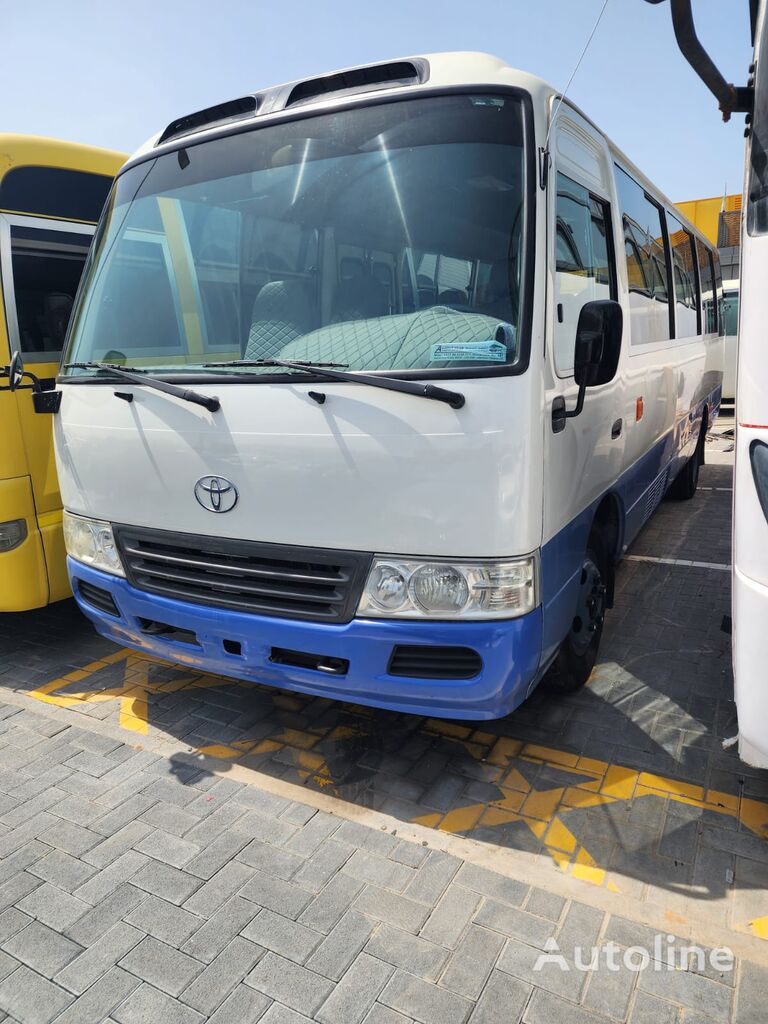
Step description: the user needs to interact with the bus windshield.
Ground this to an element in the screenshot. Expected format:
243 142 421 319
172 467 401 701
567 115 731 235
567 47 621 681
63 93 529 377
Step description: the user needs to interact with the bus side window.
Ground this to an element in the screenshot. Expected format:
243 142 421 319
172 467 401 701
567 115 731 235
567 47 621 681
722 289 739 337
7 225 91 363
615 165 670 345
713 250 724 335
666 211 700 338
553 172 616 376
697 240 717 334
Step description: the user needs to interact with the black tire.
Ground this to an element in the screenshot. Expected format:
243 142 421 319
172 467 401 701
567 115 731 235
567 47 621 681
668 423 705 501
544 540 607 694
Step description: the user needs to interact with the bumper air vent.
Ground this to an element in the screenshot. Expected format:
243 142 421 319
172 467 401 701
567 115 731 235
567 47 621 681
114 525 371 624
138 618 200 647
270 647 349 676
285 59 428 109
76 580 120 617
388 645 483 680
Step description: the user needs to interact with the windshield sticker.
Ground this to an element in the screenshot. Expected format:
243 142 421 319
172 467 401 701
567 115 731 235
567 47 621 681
430 340 508 363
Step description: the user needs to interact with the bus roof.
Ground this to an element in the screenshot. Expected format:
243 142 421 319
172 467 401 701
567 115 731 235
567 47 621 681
131 51 554 161
0 134 126 223
0 134 125 180
124 51 711 253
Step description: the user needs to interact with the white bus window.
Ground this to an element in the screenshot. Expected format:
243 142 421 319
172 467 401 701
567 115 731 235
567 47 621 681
722 289 739 336
66 93 529 375
713 250 724 335
184 203 241 350
412 253 473 308
553 172 615 376
666 212 700 338
616 165 671 345
74 230 184 359
697 240 718 334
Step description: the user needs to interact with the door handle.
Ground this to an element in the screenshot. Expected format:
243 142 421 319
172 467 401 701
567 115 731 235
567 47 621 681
611 418 622 439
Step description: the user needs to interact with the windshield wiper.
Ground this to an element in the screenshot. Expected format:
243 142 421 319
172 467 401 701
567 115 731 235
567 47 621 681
202 359 465 409
64 363 220 413
204 359 350 369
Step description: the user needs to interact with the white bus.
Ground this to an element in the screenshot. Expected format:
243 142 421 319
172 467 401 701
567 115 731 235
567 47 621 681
733 2 768 766
646 0 768 766
18 53 722 719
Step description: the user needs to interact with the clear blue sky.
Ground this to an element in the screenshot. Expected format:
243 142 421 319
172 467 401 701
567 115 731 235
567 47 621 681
4 0 753 202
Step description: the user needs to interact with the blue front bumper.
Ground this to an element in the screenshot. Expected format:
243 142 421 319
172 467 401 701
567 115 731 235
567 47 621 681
68 558 543 720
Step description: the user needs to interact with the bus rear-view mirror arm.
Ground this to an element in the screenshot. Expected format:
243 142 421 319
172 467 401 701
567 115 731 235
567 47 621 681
552 299 623 434
643 0 753 121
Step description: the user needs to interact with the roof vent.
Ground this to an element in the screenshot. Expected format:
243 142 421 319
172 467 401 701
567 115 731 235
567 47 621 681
157 96 259 146
285 59 427 109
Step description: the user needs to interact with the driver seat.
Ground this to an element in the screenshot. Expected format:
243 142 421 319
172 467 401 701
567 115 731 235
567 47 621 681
244 279 315 360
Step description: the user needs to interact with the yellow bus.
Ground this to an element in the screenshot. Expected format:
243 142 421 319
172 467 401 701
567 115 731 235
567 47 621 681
0 135 124 611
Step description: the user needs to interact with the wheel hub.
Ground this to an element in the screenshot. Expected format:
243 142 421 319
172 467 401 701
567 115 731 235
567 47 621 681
570 557 606 656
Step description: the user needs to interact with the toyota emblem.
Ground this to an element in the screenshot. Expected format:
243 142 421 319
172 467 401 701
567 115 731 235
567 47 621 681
194 476 238 513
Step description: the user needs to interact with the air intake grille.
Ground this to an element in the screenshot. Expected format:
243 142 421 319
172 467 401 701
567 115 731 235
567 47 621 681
388 645 482 680
157 96 258 146
286 60 426 108
114 525 371 624
76 580 120 617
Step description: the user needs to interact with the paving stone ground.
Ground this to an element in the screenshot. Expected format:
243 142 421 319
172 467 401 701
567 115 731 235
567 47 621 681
0 413 764 1022
0 707 758 1024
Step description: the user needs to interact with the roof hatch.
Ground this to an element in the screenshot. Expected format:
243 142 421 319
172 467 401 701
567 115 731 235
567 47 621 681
157 96 259 147
284 58 429 109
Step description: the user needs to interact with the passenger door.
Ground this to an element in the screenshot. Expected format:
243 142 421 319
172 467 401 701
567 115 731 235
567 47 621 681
540 107 625 662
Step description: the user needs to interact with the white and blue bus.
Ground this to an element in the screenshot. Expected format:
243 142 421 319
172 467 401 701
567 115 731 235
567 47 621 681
31 53 722 719
730 1 768 766
644 0 768 767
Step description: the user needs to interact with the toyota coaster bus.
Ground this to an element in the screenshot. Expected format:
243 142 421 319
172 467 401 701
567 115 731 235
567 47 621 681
0 135 124 611
33 54 721 718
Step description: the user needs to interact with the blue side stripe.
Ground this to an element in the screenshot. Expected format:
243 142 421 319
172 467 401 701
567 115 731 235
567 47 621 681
539 386 719 665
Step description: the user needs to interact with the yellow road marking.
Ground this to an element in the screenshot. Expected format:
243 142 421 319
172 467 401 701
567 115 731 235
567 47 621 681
601 766 637 800
28 650 238 735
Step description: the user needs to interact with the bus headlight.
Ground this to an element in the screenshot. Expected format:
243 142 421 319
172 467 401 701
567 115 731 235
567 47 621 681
357 555 536 619
0 519 27 553
63 512 125 577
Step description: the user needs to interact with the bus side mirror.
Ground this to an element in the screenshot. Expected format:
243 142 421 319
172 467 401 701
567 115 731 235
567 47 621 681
0 350 62 413
574 299 623 389
553 300 623 431
1 351 25 392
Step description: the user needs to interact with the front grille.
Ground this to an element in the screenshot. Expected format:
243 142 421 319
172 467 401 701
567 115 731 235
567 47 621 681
76 580 120 617
388 645 483 680
114 525 372 624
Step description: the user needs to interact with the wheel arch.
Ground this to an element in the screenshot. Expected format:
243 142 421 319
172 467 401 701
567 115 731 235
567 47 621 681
700 403 710 463
589 492 623 608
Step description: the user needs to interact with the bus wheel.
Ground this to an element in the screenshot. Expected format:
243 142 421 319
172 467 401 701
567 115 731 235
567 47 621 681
668 425 705 501
545 545 607 693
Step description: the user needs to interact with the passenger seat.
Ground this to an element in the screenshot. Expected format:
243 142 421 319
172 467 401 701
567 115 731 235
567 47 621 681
244 279 315 361
331 262 389 323
437 289 469 308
